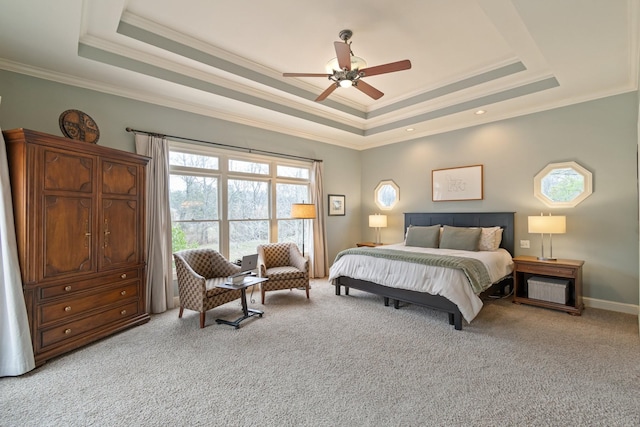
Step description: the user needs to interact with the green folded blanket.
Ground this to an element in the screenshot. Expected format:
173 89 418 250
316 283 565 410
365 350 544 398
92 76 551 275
334 247 492 293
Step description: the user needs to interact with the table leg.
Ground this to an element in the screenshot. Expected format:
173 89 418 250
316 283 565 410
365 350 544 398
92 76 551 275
215 287 263 328
240 288 248 316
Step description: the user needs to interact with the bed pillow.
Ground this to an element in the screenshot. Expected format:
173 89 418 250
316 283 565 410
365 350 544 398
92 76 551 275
405 225 441 248
478 226 501 251
439 225 481 251
494 228 504 249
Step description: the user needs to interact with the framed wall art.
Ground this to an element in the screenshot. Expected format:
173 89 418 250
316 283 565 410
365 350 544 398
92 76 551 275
432 165 484 201
328 194 346 216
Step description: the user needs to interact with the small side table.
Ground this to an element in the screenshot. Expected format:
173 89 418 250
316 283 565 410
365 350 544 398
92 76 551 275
512 256 584 315
215 277 268 328
356 242 385 247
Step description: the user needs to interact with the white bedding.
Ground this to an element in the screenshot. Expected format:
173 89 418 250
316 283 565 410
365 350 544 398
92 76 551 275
328 243 514 323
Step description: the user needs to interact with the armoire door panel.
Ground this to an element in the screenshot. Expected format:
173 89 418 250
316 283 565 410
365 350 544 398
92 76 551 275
102 160 138 195
100 199 139 270
44 149 93 193
43 196 94 278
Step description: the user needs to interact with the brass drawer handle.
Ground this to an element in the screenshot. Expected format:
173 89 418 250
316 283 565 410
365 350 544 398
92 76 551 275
120 310 127 315
64 285 72 292
64 306 72 312
121 273 127 279
64 329 72 335
120 290 127 296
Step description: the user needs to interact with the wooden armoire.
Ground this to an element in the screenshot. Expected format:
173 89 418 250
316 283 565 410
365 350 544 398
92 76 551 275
4 128 150 366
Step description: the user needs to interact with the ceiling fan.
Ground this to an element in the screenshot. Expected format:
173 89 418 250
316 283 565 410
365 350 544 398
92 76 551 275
283 29 412 102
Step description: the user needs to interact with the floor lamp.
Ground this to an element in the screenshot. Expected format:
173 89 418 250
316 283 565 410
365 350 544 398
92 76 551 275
291 203 316 256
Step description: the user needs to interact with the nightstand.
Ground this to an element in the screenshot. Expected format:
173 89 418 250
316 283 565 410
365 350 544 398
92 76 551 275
512 256 584 315
356 242 384 247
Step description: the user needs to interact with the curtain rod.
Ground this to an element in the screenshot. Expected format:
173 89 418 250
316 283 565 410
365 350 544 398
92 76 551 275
125 127 322 163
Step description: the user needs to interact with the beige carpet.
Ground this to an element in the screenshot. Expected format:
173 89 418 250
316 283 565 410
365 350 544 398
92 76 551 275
1 279 638 426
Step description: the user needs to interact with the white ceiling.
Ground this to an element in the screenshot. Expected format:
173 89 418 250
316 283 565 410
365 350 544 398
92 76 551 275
0 0 638 149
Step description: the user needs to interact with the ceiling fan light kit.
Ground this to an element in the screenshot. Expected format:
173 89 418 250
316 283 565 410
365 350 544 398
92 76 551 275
283 29 411 102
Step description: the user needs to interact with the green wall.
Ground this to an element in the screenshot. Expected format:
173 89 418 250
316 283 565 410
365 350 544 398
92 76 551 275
1 69 638 307
0 70 361 264
361 93 639 306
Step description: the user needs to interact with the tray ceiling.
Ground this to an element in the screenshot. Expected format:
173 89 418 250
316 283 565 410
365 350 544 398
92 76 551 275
0 0 637 149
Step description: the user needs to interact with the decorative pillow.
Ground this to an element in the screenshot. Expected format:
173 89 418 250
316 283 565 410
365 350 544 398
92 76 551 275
439 226 481 251
478 226 501 251
494 228 504 249
405 225 441 248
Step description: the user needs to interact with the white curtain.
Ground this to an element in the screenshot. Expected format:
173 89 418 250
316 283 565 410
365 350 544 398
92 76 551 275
310 162 329 278
135 134 174 313
0 125 35 376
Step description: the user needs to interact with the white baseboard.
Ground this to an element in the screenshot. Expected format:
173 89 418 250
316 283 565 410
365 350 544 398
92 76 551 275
584 297 639 316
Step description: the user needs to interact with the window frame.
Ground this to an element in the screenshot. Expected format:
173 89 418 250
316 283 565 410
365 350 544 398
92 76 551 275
534 161 593 208
169 140 312 259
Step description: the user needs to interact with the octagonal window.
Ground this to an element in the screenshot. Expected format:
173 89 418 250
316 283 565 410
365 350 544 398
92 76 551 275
375 180 399 210
534 161 592 208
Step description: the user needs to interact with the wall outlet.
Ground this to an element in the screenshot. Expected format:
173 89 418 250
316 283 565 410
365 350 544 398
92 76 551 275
520 240 530 249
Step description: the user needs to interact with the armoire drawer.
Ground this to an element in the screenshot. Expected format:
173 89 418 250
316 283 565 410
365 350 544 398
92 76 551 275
39 282 139 325
39 269 140 300
40 301 139 349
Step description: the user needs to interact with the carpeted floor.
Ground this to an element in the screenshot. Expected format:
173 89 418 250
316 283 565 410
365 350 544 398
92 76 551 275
1 279 638 426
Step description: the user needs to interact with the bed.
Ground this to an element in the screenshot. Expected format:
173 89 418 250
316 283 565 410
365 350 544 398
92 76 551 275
329 212 515 330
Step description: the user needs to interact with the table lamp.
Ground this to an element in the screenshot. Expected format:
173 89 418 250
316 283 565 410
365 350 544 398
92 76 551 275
369 214 388 245
528 213 566 261
291 202 316 256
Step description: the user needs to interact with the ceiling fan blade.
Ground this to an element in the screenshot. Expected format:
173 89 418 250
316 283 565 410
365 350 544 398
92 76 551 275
315 84 338 101
334 41 351 71
283 73 331 78
359 60 412 77
355 80 384 100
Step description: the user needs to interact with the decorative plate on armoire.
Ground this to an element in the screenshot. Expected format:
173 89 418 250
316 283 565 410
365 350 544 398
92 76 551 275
58 109 100 143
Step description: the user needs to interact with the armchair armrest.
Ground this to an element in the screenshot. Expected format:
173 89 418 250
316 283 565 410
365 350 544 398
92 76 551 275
289 246 308 274
174 256 207 292
257 248 267 277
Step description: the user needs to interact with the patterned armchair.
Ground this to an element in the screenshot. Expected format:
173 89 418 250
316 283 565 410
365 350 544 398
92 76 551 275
257 242 309 304
173 248 242 328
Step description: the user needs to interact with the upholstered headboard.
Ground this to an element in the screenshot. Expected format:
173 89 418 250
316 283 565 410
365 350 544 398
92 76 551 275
404 212 515 255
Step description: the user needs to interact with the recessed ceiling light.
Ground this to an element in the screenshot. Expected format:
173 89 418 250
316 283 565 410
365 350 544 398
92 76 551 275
406 128 414 132
475 110 486 115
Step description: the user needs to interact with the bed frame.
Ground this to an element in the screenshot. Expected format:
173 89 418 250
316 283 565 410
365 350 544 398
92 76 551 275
333 212 515 330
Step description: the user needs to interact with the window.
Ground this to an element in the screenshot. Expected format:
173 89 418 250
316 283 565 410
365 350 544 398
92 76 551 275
277 182 310 249
227 178 269 261
169 151 220 253
374 180 400 210
169 142 312 260
534 161 592 208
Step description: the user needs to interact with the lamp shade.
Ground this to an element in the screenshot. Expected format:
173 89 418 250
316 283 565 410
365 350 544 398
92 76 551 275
528 215 566 234
369 214 388 228
291 203 316 219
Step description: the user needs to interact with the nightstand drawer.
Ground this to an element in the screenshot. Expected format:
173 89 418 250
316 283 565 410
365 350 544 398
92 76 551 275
517 263 575 277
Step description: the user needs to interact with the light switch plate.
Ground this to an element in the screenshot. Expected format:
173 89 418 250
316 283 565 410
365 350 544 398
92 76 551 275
520 240 530 248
